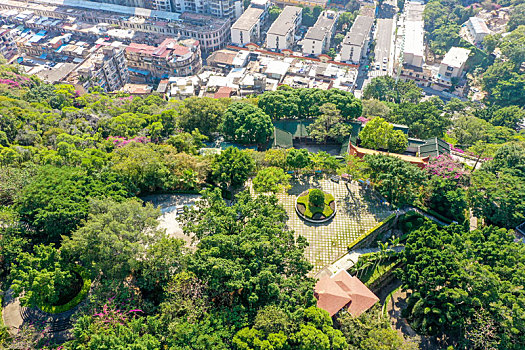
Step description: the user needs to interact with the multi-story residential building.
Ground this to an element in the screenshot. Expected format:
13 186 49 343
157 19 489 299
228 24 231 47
466 17 490 44
231 7 265 46
77 42 129 91
0 29 17 60
403 20 424 67
402 1 425 68
340 15 373 63
301 10 337 56
434 46 470 88
272 0 328 8
0 0 231 52
125 38 201 82
266 6 302 51
82 0 242 21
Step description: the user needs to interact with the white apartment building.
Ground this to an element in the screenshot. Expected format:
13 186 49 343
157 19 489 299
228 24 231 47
403 20 424 67
301 10 337 56
437 47 470 80
466 17 490 44
266 6 302 51
231 7 264 46
402 1 425 67
340 15 373 63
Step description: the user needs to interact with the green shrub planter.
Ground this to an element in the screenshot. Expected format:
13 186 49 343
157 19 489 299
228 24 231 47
38 265 91 314
295 189 336 223
347 213 396 251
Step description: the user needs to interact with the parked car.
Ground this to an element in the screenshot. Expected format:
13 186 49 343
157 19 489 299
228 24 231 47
375 63 380 70
382 63 387 71
383 57 388 63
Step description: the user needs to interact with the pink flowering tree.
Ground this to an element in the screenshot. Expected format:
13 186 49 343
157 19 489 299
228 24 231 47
426 154 470 185
107 136 151 148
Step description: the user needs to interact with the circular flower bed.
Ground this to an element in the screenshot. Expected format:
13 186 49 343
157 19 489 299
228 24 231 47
295 189 336 223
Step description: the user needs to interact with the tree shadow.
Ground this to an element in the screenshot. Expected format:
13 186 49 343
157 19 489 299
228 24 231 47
287 174 321 196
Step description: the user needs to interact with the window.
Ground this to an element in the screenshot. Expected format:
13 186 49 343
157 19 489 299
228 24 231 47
445 72 452 77
447 66 453 71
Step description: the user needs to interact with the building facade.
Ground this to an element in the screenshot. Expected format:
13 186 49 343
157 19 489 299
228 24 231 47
266 6 302 51
88 0 242 20
0 29 17 60
433 46 470 89
0 0 231 52
301 10 337 56
231 7 264 46
125 38 202 82
340 15 373 63
77 42 129 91
466 17 490 44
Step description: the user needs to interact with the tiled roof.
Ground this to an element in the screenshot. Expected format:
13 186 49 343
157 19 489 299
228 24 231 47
314 270 379 317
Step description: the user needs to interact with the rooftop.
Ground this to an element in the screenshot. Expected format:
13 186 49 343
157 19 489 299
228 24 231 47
314 270 379 317
468 16 490 34
304 10 337 41
342 15 374 46
404 20 424 57
441 47 471 68
267 6 302 36
232 7 264 31
405 1 425 21
207 49 238 66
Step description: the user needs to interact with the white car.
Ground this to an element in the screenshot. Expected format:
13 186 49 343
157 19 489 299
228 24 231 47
383 57 388 63
375 63 380 70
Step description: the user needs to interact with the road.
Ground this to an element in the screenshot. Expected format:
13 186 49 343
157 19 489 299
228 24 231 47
354 0 397 95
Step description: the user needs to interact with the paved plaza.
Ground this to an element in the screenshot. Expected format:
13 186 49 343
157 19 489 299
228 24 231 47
275 176 394 274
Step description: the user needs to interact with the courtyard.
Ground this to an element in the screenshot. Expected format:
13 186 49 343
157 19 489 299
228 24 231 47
275 175 394 274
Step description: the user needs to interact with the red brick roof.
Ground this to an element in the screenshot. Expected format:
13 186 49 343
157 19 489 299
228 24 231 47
214 86 233 99
314 270 379 317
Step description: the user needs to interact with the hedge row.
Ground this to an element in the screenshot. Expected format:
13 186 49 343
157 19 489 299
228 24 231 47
347 213 396 251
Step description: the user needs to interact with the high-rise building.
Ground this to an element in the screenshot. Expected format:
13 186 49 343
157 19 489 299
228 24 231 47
0 29 17 60
77 42 129 92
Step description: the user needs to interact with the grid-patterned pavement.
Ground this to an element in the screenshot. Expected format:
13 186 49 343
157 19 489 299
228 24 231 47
274 176 394 274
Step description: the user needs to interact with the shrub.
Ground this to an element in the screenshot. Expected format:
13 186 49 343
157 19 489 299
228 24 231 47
309 189 325 207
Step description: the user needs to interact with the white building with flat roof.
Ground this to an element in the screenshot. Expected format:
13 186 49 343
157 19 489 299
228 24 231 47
301 10 337 56
466 17 490 44
437 47 470 80
340 15 374 63
403 20 425 67
266 6 302 51
231 7 264 46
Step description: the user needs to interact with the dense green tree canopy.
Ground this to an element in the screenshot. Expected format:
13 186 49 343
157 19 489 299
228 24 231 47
363 76 422 104
469 142 525 228
181 189 315 316
359 117 408 153
307 103 350 143
10 244 73 308
252 167 291 193
365 154 426 206
222 102 273 145
179 96 229 136
62 199 164 280
211 147 255 189
402 223 525 348
15 166 127 243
